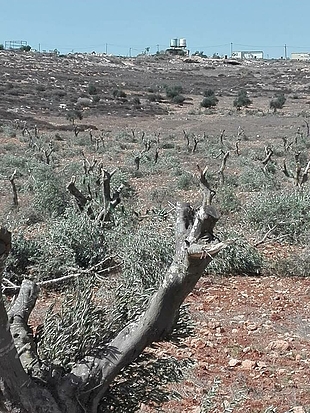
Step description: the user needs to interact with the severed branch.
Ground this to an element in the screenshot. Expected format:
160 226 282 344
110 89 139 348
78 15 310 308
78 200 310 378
282 158 310 186
0 228 63 413
262 146 273 166
219 129 225 145
9 170 18 207
217 151 230 185
2 258 118 295
58 165 227 413
67 176 94 217
300 160 310 185
7 279 41 377
253 225 277 247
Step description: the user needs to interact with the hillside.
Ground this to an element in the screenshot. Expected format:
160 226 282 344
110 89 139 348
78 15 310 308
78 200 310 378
1 50 310 413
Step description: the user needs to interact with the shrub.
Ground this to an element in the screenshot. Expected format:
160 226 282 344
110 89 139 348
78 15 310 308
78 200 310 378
92 95 100 103
30 164 70 218
4 234 39 281
270 93 286 112
238 163 280 191
245 190 310 243
172 94 185 104
20 45 31 52
233 89 252 109
164 85 183 99
88 83 97 95
203 89 216 97
177 171 197 190
270 247 310 277
53 89 66 98
147 93 163 102
208 233 263 276
38 278 111 368
132 96 141 106
215 186 241 215
36 84 46 92
66 109 83 124
201 95 218 108
113 89 127 98
5 208 107 282
105 218 174 327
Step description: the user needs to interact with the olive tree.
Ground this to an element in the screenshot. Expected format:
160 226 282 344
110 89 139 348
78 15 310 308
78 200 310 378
0 166 227 413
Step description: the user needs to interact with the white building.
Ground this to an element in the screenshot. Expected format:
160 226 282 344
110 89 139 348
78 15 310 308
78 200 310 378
231 50 264 60
291 52 310 61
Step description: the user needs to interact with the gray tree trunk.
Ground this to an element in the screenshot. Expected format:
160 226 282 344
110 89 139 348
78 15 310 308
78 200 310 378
0 167 227 412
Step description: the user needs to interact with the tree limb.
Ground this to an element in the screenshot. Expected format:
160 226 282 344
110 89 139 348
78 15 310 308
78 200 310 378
7 280 41 377
58 165 227 412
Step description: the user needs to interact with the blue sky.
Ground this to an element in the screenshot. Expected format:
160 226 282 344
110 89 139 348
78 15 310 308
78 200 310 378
1 0 310 58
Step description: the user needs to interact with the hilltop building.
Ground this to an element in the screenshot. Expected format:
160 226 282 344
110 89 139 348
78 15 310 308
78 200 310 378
291 52 310 61
166 38 189 56
231 50 264 60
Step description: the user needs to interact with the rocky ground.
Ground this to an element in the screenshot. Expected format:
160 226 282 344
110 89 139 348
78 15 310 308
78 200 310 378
147 274 310 412
2 50 310 413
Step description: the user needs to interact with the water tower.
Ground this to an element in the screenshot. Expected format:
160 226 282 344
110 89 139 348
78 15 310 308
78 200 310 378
166 38 188 55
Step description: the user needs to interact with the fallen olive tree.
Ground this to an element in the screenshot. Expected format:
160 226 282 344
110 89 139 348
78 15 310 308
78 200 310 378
0 166 227 413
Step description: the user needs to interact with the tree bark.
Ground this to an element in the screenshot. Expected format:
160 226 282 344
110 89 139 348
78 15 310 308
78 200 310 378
0 166 227 412
0 230 70 413
57 166 227 412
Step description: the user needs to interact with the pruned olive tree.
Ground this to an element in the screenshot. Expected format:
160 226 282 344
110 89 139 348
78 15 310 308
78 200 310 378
0 166 227 413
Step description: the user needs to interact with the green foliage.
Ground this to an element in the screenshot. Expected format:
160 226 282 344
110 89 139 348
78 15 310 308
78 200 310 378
238 160 280 191
164 84 183 99
172 94 185 104
88 83 97 95
203 89 216 97
131 96 141 106
193 51 207 58
101 354 194 412
92 94 100 103
215 186 241 215
201 94 219 108
66 109 83 124
113 89 127 98
208 233 263 276
233 89 252 109
176 171 197 190
162 84 185 104
245 190 310 243
29 164 70 218
42 209 106 269
147 93 163 102
0 44 4 50
5 209 106 282
270 93 286 112
36 84 46 92
0 154 29 176
20 45 31 52
4 234 39 281
105 218 174 329
38 279 111 369
270 247 310 277
200 377 247 412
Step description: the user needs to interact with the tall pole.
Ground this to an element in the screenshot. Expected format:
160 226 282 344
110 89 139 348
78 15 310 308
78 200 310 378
105 43 108 54
284 44 287 59
230 42 233 57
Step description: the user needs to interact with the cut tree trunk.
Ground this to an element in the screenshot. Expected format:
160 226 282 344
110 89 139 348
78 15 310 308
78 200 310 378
0 229 63 413
0 166 228 413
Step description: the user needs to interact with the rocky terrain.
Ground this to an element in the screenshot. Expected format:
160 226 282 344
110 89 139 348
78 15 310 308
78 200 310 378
1 50 310 413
